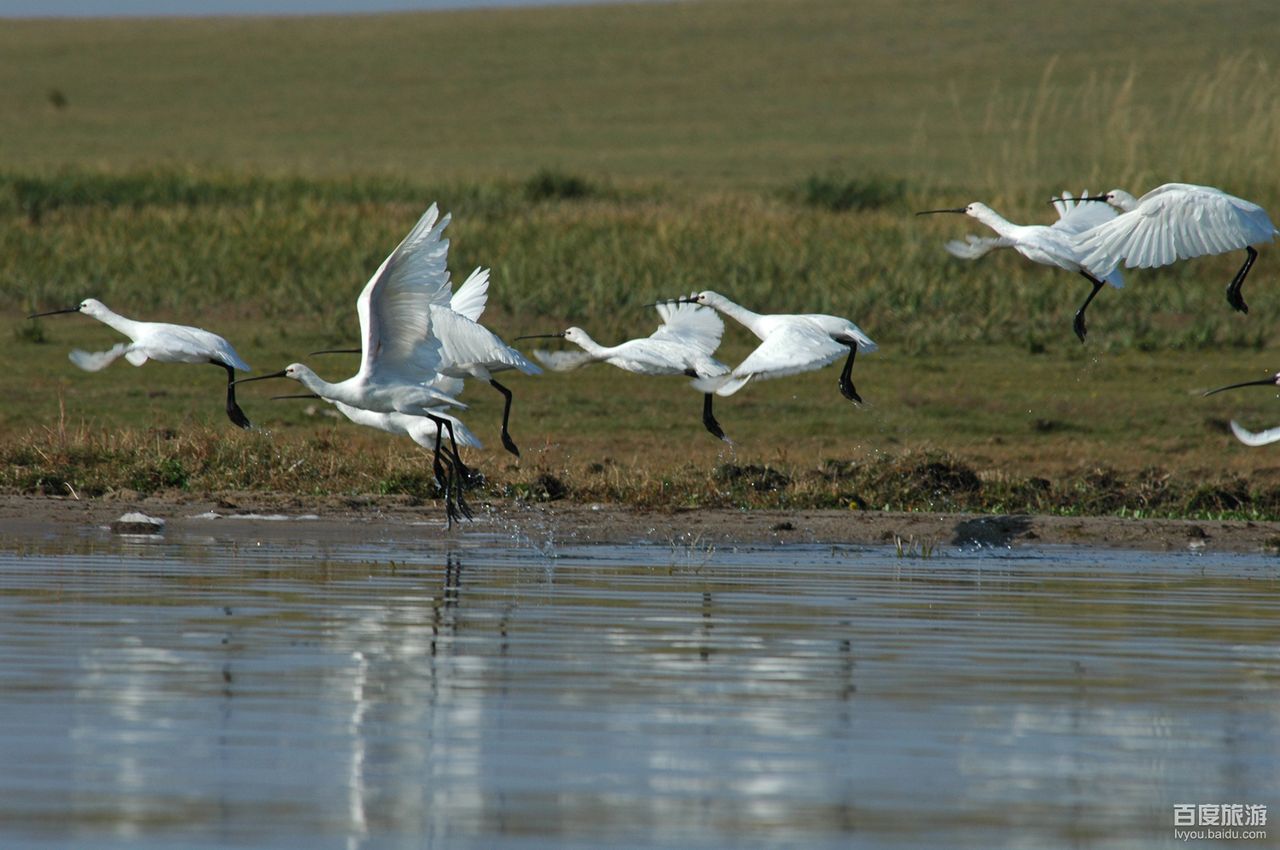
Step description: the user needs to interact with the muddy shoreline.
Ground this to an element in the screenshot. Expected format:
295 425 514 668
2 492 1279 554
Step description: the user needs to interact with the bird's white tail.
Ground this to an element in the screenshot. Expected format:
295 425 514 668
69 344 130 372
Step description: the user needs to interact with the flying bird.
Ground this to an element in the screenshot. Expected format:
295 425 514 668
312 263 541 457
676 291 876 404
917 192 1123 341
235 203 465 415
27 297 252 428
519 299 732 440
1076 183 1278 314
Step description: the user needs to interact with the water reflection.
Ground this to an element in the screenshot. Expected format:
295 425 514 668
0 529 1277 848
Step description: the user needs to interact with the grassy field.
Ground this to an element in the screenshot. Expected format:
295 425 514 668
4 0 1280 518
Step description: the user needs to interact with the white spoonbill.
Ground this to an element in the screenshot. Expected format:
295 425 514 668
313 263 541 457
1076 183 1278 314
518 299 732 441
27 297 253 428
235 203 464 414
1203 371 1280 447
917 193 1123 341
676 291 876 404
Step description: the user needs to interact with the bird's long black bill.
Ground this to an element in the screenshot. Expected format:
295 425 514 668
231 369 289 385
1076 196 1110 202
1204 377 1279 397
914 208 967 215
514 333 566 341
309 348 361 356
27 307 81 319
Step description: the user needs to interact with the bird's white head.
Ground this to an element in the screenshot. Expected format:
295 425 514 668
281 363 317 382
1080 190 1138 211
1102 189 1138 211
77 298 109 318
561 327 589 345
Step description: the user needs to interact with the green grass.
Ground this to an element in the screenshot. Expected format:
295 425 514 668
3 0 1280 517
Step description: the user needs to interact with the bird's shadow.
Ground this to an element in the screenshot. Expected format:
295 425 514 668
951 515 1034 547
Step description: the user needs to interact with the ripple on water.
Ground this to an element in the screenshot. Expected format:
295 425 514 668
0 529 1277 849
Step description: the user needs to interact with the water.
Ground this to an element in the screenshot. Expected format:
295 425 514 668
1 516 1277 849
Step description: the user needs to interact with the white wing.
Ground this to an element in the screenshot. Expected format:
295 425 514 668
1079 183 1277 273
1229 419 1280 447
69 344 130 372
945 234 1014 260
650 301 725 354
432 308 542 376
1050 189 1118 235
356 205 452 382
450 267 490 323
697 322 847 396
532 348 597 372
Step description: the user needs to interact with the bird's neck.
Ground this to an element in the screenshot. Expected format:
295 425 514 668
92 306 143 339
968 206 1018 238
295 369 340 400
707 297 762 332
570 332 607 358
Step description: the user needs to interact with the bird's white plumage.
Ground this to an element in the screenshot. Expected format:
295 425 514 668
941 194 1124 288
69 343 130 372
531 301 729 379
433 307 542 380
356 204 452 385
531 348 598 372
687 290 876 397
57 299 252 372
449 267 490 323
32 296 254 428
693 321 850 396
1050 190 1120 235
1078 183 1278 274
332 401 482 450
944 234 1014 260
1229 419 1280 447
265 205 465 414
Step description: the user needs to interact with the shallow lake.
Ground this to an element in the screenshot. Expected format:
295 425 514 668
1 514 1277 849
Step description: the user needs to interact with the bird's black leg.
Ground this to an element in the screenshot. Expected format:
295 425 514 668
429 415 473 522
838 343 862 403
1073 273 1107 343
437 415 480 491
429 419 458 528
702 393 728 441
489 378 520 458
1226 246 1257 314
215 361 252 429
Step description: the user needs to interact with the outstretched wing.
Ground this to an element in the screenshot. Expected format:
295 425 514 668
432 308 542 376
1079 184 1277 273
697 322 847 396
69 344 130 372
450 267 490 323
1230 419 1280 447
650 301 724 354
356 204 452 382
1050 189 1118 235
945 234 1014 260
532 348 597 372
